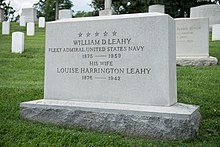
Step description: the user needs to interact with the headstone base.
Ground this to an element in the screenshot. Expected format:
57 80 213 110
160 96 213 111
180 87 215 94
20 99 201 140
176 56 218 66
99 10 113 16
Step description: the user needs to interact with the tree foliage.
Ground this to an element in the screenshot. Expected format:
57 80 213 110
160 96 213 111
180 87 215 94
34 0 73 21
91 0 218 18
162 0 197 18
91 0 148 15
74 11 94 18
0 0 15 21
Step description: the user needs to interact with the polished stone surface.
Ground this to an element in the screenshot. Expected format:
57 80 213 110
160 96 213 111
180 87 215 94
45 13 176 106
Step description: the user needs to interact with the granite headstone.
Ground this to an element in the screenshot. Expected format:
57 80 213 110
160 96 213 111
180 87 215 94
175 18 218 66
212 24 220 41
20 13 201 140
58 9 72 20
21 8 37 22
190 4 220 28
148 4 165 13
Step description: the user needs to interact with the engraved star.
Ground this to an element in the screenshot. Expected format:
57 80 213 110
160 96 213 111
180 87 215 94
112 31 117 36
95 31 99 37
103 31 108 36
86 32 91 37
78 32 83 37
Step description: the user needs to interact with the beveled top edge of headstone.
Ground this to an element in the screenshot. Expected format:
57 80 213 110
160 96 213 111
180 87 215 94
20 99 200 118
12 32 24 34
47 12 168 24
213 24 220 26
27 22 35 24
191 4 220 9
59 9 72 11
149 4 164 7
175 17 209 21
21 7 36 11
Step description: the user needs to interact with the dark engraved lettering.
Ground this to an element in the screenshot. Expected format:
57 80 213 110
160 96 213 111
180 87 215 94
57 68 79 73
80 68 125 74
127 68 151 74
63 47 85 52
49 48 62 52
52 31 151 81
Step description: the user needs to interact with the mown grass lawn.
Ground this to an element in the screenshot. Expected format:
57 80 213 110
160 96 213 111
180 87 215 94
0 22 220 146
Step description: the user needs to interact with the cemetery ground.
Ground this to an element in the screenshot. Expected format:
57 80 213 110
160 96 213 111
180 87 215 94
0 22 219 146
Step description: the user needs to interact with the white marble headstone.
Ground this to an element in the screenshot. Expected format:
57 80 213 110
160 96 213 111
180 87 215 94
19 16 26 27
175 18 209 57
12 32 24 53
39 17 45 28
190 4 220 27
2 21 10 35
149 4 165 13
21 8 37 22
27 22 35 36
45 13 177 106
212 24 220 41
58 9 72 20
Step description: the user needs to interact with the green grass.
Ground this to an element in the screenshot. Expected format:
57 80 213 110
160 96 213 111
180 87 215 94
0 22 220 146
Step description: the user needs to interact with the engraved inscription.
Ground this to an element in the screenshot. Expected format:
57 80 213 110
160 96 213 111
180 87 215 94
176 26 201 43
48 31 151 81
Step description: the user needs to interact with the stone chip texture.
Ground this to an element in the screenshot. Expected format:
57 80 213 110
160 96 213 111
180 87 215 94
20 102 201 140
176 56 218 66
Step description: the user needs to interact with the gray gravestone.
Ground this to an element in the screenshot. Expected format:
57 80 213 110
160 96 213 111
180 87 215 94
19 16 26 27
20 13 201 140
148 4 165 13
190 4 220 29
58 9 72 20
175 18 218 66
212 24 220 41
21 8 37 22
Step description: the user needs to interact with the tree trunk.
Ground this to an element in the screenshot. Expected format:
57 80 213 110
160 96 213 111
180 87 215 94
55 0 59 20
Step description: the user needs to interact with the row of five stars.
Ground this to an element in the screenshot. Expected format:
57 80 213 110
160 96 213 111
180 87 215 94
78 31 117 37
